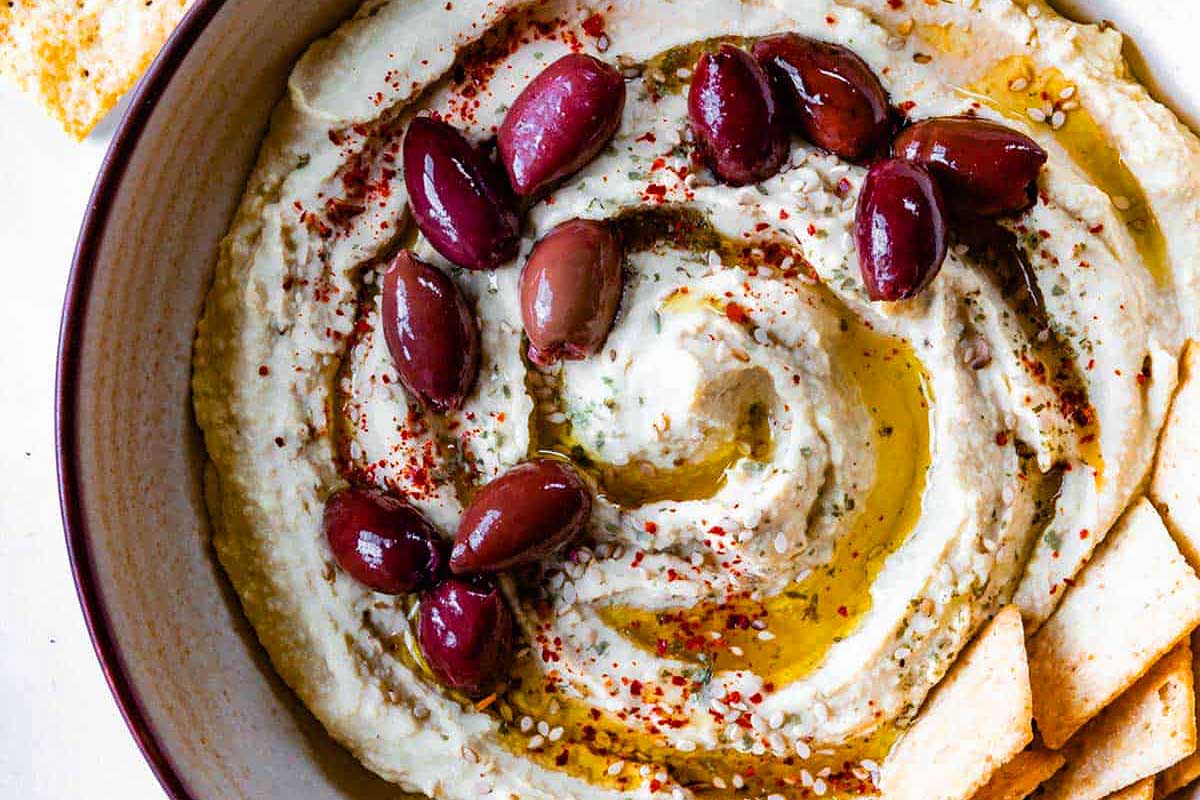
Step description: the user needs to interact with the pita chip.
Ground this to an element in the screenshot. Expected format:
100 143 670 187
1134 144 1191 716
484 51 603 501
972 748 1066 800
881 606 1032 800
1041 643 1196 800
0 0 193 139
1108 777 1156 800
1155 629 1200 798
1152 341 1200 572
1029 498 1200 748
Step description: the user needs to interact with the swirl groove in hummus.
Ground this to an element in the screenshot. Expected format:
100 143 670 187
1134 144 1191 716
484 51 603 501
192 0 1200 797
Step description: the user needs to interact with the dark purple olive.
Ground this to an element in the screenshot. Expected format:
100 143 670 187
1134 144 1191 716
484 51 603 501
499 53 626 198
520 218 623 366
323 487 447 594
451 459 591 574
402 116 520 270
752 34 890 164
418 577 512 696
854 158 948 301
381 250 479 411
893 116 1048 217
688 44 788 186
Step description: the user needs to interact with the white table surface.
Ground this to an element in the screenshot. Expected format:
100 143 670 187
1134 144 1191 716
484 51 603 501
1 2 1197 798
0 84 163 798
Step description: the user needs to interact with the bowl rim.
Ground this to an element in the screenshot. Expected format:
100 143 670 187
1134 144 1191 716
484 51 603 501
55 0 227 797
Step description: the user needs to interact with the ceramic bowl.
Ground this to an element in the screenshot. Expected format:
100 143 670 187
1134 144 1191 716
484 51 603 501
56 0 1200 797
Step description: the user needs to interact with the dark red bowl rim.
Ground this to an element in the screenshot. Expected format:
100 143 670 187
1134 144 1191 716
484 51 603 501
55 1 227 797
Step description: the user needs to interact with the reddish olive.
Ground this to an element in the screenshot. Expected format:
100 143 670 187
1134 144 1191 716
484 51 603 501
752 34 890 164
688 44 788 186
520 218 623 366
451 459 592 574
499 53 626 198
893 116 1047 217
402 116 520 270
854 158 948 302
418 577 513 696
381 250 479 411
323 487 447 594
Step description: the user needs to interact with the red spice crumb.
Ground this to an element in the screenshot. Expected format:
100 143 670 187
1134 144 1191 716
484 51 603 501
635 131 657 143
837 605 848 617
258 365 270 376
1079 529 1090 539
779 209 789 220
887 0 903 7
581 12 605 37
754 222 770 232
825 14 836 23
554 750 569 767
644 521 658 534
630 680 643 696
274 436 285 448
899 100 917 113
806 223 817 236
1088 223 1104 234
995 431 1009 446
725 302 749 324
749 692 763 704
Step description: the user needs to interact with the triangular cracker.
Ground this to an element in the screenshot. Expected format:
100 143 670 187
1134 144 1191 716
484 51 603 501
1108 777 1156 800
1029 499 1200 748
881 606 1032 800
1152 340 1200 572
1041 643 1196 800
972 748 1066 800
1155 629 1200 798
0 0 193 139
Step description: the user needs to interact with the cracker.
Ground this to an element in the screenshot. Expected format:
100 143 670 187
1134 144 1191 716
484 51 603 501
1029 498 1200 749
881 606 1032 800
1155 629 1200 798
1108 777 1156 800
972 749 1066 800
1041 643 1196 800
1152 341 1200 572
0 0 193 139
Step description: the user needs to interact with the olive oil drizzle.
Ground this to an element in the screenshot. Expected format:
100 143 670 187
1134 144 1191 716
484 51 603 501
957 55 1170 286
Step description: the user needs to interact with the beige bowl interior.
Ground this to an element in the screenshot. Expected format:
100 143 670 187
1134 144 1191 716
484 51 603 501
58 0 1200 797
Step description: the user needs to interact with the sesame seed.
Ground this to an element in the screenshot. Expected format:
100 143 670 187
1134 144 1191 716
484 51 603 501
1059 85 1076 100
773 532 788 554
527 735 545 750
730 646 745 656
548 726 564 742
677 739 697 752
769 794 786 800
814 778 828 796
769 711 785 729
732 774 746 789
862 759 880 773
1027 3 1041 17
519 716 534 733
757 630 777 641
751 619 768 630
713 777 728 789
1050 110 1066 129
1009 77 1029 92
676 67 692 80
801 769 814 787
640 765 652 778
751 714 768 733
795 739 812 759
1113 195 1132 210
537 720 550 736
886 36 906 51
606 760 624 776
1027 108 1046 122
1061 99 1080 111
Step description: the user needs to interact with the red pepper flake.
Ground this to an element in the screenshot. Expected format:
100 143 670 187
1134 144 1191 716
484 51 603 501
644 183 667 198
837 605 848 617
1079 529 1090 539
274 436 285 448
629 680 643 696
899 100 917 113
887 0 904 7
644 520 658 534
806 223 817 236
635 131 657 144
995 431 1009 446
724 302 749 324
749 692 763 704
258 365 270 376
554 750 569 767
631 551 646 568
581 12 605 37
778 209 789 220
825 14 836 24
1088 223 1104 234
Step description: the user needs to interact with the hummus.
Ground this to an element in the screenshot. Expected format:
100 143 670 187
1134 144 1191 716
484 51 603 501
192 0 1200 797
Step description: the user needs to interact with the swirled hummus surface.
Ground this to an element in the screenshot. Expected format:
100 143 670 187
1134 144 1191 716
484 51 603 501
192 0 1200 797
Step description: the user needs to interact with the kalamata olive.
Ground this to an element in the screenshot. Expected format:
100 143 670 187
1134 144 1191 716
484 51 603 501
854 158 948 301
381 250 479 411
752 34 890 164
451 459 591 573
402 116 520 270
893 116 1047 217
418 577 513 696
688 44 788 186
519 218 623 366
499 53 626 197
323 487 447 594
